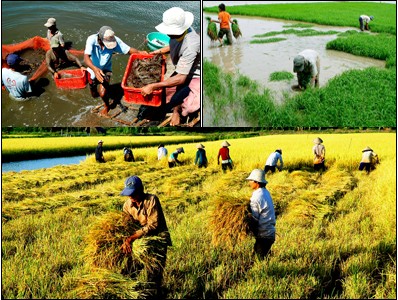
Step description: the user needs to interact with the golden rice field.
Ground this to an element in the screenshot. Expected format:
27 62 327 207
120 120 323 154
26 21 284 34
1 132 396 299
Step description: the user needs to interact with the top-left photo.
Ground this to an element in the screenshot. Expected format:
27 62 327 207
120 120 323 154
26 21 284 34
1 1 201 127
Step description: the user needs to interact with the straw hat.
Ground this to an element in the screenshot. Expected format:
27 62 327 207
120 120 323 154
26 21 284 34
98 140 103 144
313 137 323 144
362 146 373 152
246 169 268 184
196 143 205 149
221 141 230 147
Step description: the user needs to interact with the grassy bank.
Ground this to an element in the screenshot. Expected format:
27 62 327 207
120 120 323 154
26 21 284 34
2 133 395 298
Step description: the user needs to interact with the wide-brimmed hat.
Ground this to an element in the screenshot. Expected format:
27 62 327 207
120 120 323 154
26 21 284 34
44 17 56 27
313 137 323 144
98 140 103 144
246 169 268 184
177 147 184 153
98 26 117 49
155 7 194 36
221 141 230 147
362 146 373 152
293 55 305 72
196 143 205 149
120 176 143 196
6 54 22 67
370 16 374 20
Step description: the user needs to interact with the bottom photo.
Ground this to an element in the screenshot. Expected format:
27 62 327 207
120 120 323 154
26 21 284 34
1 127 396 299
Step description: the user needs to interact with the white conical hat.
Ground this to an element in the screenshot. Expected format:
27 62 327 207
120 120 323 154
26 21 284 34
313 137 323 144
246 169 268 184
221 141 230 147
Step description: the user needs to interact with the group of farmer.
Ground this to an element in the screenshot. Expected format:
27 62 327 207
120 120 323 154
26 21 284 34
209 3 375 90
2 6 200 126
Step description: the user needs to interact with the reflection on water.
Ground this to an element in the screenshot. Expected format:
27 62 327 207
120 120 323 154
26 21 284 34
2 155 87 173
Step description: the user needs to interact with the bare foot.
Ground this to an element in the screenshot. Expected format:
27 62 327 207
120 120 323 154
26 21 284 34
170 111 181 126
100 106 109 116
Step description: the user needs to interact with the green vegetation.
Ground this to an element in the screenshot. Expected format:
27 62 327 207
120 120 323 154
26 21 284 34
253 28 339 38
250 37 286 44
2 133 396 299
283 23 314 28
269 71 294 82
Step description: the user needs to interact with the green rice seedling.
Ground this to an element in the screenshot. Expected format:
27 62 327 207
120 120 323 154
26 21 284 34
253 29 339 38
250 37 286 44
283 23 314 28
231 19 242 38
269 71 294 81
206 17 218 41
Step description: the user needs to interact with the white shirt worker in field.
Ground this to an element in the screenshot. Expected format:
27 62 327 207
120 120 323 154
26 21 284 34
359 146 379 174
264 149 283 174
359 15 374 31
312 137 326 172
293 49 320 90
246 169 276 260
157 144 168 160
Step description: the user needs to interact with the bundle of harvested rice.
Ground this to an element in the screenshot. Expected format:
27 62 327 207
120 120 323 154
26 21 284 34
206 17 218 41
231 19 242 39
208 193 253 249
83 211 166 276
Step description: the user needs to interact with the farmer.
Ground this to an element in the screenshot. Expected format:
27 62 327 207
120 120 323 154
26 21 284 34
120 175 172 297
359 15 374 31
217 141 232 172
141 7 200 126
44 18 65 48
194 143 208 168
293 49 320 90
359 146 379 173
84 26 145 115
312 137 325 171
264 149 283 174
246 169 276 259
95 140 105 163
210 3 235 46
1 54 33 100
168 147 184 168
123 147 135 162
45 36 86 79
157 144 168 160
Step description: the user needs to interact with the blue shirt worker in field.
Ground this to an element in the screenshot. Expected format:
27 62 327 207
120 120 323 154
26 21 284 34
359 15 374 31
141 7 201 126
264 149 283 174
194 143 208 168
120 175 172 297
84 26 145 116
168 147 184 168
312 137 326 172
157 144 168 160
1 54 32 100
246 169 276 259
293 49 320 90
359 146 379 174
95 140 105 163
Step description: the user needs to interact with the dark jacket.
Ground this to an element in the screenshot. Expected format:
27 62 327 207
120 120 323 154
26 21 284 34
194 148 208 167
95 145 104 162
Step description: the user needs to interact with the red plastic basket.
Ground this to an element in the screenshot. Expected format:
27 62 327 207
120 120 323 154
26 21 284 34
55 69 87 89
121 53 165 107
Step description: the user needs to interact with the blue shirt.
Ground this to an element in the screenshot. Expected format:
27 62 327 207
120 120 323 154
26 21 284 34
84 33 130 76
2 68 32 100
250 188 276 238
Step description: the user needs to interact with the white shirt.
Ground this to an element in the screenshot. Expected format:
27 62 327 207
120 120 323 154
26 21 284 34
265 152 283 168
250 188 276 238
2 68 32 100
298 49 320 77
360 15 371 23
157 147 168 160
361 151 377 163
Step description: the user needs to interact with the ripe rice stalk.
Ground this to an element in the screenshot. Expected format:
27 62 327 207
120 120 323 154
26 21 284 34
208 193 252 249
206 17 218 41
83 211 166 275
232 19 242 39
71 268 143 299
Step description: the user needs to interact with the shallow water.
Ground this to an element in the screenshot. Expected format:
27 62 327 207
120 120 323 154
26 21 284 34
202 12 386 126
1 1 201 127
2 155 87 173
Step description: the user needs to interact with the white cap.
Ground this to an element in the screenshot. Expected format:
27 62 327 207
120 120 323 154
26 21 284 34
44 17 56 27
99 26 117 49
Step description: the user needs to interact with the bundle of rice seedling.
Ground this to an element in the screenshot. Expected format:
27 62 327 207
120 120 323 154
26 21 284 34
208 193 253 249
206 17 218 41
83 211 166 276
231 19 242 39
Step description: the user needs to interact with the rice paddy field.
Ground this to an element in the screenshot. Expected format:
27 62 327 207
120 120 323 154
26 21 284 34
2 132 396 299
203 2 396 127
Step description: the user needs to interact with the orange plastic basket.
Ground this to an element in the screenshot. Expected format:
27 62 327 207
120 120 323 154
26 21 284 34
121 53 165 107
54 69 87 89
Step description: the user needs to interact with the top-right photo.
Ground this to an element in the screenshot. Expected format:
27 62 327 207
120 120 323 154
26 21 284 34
203 1 396 127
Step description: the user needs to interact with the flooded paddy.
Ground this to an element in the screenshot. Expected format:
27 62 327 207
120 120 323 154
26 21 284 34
203 12 385 105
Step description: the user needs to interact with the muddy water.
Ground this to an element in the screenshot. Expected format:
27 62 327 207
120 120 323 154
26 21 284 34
203 13 386 106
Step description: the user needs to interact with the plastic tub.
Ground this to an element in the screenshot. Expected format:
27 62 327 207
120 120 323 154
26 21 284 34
121 53 165 107
54 69 87 89
146 32 170 51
